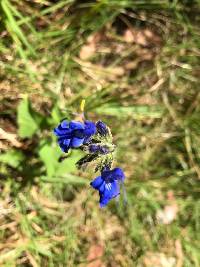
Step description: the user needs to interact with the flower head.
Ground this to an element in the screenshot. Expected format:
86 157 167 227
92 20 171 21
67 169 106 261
90 167 125 207
88 144 110 155
96 121 109 136
54 120 96 152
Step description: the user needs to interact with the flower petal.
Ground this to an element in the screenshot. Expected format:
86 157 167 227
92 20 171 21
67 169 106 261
90 176 104 190
53 127 70 137
112 168 125 181
63 139 70 146
53 122 71 136
99 194 110 208
99 181 120 207
104 180 120 199
71 137 84 147
84 121 96 137
69 121 84 130
73 129 85 139
61 120 69 128
99 182 105 193
101 169 114 182
58 138 70 152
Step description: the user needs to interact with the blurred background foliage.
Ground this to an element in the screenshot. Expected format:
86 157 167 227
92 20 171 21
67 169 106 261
0 0 200 266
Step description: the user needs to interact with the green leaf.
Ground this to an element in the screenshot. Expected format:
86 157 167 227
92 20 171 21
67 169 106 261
0 149 25 168
41 174 88 185
95 104 163 119
47 104 63 126
51 105 62 124
38 141 83 178
28 242 52 257
17 97 39 138
56 150 83 175
39 143 60 177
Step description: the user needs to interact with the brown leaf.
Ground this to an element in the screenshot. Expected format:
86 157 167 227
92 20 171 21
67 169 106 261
79 43 96 60
124 29 135 43
157 190 179 224
0 127 22 148
87 244 105 267
143 252 176 267
124 28 161 46
79 31 105 60
175 240 183 267
156 203 178 224
124 29 147 45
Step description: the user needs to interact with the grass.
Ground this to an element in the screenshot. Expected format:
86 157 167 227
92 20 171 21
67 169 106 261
0 0 200 266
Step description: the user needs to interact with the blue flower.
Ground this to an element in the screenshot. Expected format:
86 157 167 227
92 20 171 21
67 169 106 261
54 120 96 152
90 167 125 207
96 121 109 136
83 120 96 144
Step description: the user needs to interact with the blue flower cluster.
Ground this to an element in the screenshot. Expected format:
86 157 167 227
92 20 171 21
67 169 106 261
54 120 96 152
54 119 125 207
90 167 125 207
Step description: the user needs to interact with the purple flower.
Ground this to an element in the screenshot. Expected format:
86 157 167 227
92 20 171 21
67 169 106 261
96 121 109 136
54 120 96 152
88 144 110 155
90 167 125 207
